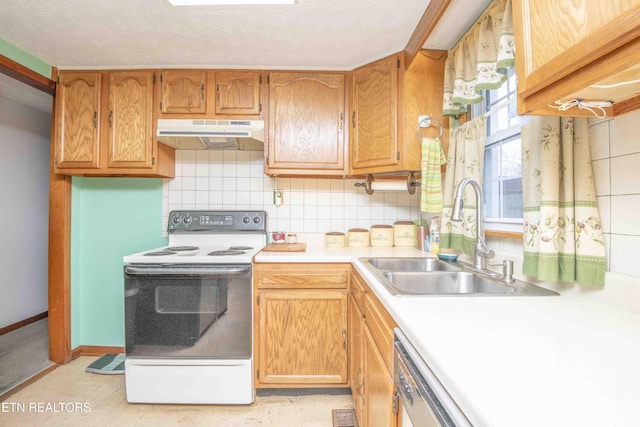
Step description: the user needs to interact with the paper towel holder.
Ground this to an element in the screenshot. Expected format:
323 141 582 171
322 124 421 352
354 173 420 195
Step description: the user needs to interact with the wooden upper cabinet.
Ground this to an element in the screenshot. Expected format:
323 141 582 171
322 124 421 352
216 71 262 115
514 0 640 116
107 71 155 169
54 69 174 177
54 71 101 169
352 56 398 171
160 70 207 114
266 72 346 176
350 51 448 175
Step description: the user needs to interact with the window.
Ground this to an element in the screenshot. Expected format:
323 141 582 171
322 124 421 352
472 68 524 231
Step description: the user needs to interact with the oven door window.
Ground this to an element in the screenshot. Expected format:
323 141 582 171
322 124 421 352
125 265 251 359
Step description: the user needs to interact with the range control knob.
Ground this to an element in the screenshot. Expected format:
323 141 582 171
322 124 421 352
242 216 251 224
183 216 192 225
253 216 261 224
171 216 181 224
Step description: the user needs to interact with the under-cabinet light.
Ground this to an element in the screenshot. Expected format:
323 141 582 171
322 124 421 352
168 0 296 5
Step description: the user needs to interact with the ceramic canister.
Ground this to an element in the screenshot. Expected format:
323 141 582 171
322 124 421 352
370 224 394 247
325 232 346 248
393 221 416 247
347 228 370 247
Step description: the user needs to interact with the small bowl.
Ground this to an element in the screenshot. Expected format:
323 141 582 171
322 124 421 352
437 251 459 261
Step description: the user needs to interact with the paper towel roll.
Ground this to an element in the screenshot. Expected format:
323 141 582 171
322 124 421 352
370 181 406 191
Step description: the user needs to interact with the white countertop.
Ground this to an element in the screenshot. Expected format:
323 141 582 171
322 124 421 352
255 242 640 427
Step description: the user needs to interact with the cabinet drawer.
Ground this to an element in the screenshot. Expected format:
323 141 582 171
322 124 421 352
364 292 396 372
255 263 350 289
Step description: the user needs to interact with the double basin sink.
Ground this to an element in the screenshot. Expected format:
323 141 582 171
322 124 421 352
361 257 558 296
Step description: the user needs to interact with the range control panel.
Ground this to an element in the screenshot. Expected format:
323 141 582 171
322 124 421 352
168 210 266 233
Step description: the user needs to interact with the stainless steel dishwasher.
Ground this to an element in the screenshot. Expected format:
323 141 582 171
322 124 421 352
394 328 472 427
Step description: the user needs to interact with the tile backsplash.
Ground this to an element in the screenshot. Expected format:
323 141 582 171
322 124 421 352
162 150 421 235
589 110 640 278
163 109 640 280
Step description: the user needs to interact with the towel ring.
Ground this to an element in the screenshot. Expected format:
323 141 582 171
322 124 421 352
417 115 443 139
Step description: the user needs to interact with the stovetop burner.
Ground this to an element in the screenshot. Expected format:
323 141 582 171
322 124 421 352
167 246 199 252
144 250 177 256
229 246 254 251
208 249 246 256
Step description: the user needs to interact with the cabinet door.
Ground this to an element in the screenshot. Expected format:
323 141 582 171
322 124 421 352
216 71 261 116
258 289 348 385
352 56 398 170
54 71 101 169
514 0 640 115
268 72 346 173
160 70 207 114
349 294 366 426
364 325 397 427
107 71 154 169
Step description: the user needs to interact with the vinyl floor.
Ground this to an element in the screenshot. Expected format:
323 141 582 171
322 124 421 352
1 356 354 427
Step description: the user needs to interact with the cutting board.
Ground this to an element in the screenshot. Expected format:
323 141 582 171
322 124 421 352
262 243 307 252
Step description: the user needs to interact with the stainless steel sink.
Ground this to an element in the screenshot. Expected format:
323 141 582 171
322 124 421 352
359 257 558 297
382 271 516 295
365 257 461 272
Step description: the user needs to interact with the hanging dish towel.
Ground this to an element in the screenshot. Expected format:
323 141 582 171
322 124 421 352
420 137 447 213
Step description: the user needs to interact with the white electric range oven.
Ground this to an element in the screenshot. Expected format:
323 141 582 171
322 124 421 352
123 210 266 404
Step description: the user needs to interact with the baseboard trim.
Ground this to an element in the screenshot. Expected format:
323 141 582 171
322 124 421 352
0 311 48 336
71 345 126 359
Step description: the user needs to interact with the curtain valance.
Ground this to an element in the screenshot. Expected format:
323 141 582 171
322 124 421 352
443 0 515 118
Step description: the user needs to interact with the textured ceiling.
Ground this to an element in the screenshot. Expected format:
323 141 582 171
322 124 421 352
0 0 435 70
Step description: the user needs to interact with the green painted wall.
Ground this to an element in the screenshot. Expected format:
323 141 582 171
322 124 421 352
71 178 167 347
0 38 51 78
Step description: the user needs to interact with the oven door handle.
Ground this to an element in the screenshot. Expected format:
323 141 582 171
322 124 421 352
124 265 250 276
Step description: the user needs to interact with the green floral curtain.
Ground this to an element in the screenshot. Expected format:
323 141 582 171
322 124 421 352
521 117 606 286
440 116 486 255
443 0 515 118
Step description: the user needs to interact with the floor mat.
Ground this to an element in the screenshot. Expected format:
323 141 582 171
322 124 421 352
332 409 358 427
85 353 125 375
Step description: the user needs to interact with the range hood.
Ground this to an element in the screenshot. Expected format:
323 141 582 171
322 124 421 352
157 119 264 150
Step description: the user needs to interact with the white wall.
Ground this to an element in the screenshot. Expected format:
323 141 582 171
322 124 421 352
0 96 51 328
162 150 422 236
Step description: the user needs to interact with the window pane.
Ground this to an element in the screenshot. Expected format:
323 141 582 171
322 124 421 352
501 138 521 178
484 180 500 218
483 145 500 218
502 178 523 218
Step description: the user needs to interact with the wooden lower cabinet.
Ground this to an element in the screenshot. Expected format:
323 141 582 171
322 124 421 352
350 269 398 427
349 294 365 422
254 263 350 388
364 326 396 427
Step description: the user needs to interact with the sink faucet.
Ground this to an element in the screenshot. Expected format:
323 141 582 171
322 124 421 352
451 177 495 270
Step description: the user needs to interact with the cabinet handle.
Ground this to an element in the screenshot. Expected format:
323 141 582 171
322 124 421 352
351 111 355 128
339 113 344 131
216 84 220 103
342 328 347 350
93 111 98 129
201 83 205 101
108 110 113 128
